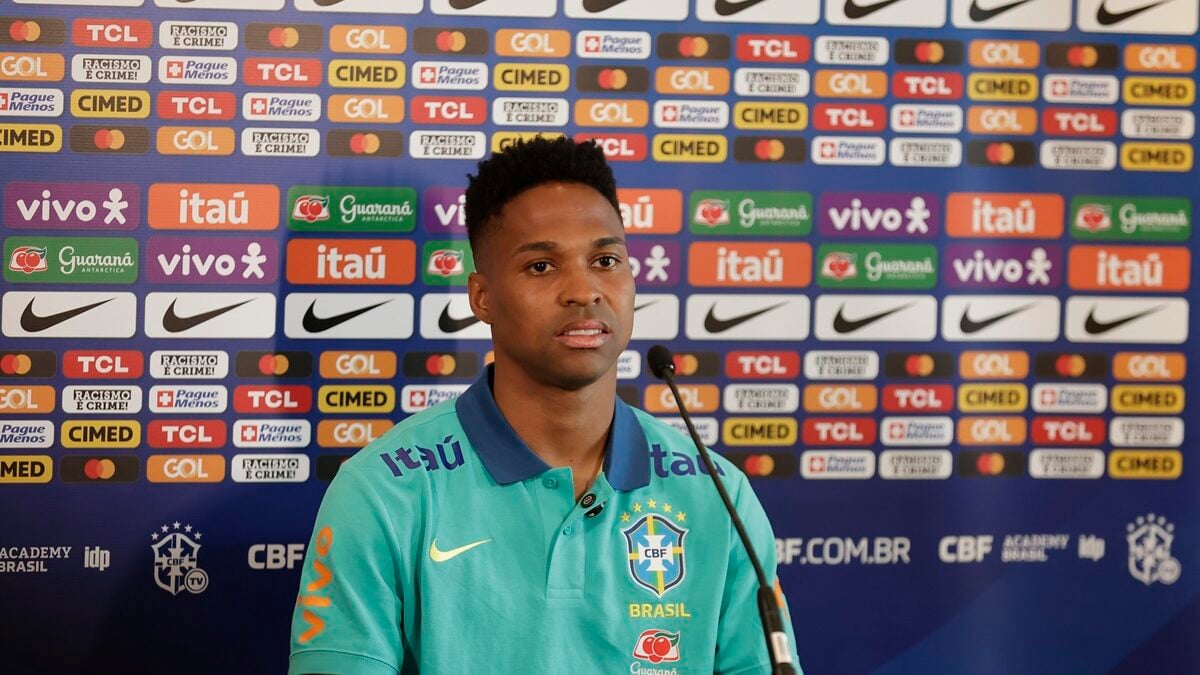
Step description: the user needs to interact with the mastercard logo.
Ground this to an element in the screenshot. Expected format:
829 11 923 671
84 457 119 480
911 42 946 64
8 21 44 43
726 452 796 478
657 32 730 60
597 68 629 90
257 353 292 376
434 31 470 53
267 27 303 49
94 128 127 150
672 353 701 375
904 354 936 377
974 452 1006 476
425 354 458 376
742 454 775 476
0 353 35 375
966 140 1035 167
733 136 806 163
677 36 711 58
327 129 404 157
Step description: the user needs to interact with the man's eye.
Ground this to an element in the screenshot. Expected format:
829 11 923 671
596 255 620 268
529 261 551 274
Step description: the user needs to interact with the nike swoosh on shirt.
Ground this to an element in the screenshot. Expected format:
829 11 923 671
844 0 906 19
1084 305 1162 334
163 298 254 333
583 0 631 12
968 0 1037 22
19 298 113 333
958 303 1034 334
714 0 770 16
430 538 491 563
703 302 786 333
437 303 481 333
1096 0 1171 25
302 299 391 334
832 302 913 334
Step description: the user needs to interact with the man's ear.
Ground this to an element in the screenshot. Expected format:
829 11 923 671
467 271 492 325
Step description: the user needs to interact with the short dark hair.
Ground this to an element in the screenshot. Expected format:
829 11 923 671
464 136 620 260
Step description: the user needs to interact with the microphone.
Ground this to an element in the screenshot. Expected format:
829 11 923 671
647 345 795 674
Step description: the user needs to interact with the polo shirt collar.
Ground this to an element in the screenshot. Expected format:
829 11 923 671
455 364 650 491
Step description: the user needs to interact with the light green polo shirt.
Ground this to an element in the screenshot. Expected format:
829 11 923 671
289 365 800 674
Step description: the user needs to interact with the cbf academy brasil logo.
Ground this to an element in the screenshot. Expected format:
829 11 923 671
622 499 688 597
1127 512 1181 586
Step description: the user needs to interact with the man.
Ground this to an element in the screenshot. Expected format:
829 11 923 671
289 137 800 674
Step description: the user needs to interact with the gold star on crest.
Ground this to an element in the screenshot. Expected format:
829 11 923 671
676 512 686 523
663 503 672 513
632 502 642 513
647 498 657 509
620 512 631 523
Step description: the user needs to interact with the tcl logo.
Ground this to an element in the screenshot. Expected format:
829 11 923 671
411 96 486 124
63 351 143 379
814 104 886 132
1042 108 1116 137
1031 417 1106 445
725 351 800 379
248 543 305 570
148 420 226 449
573 133 647 161
233 385 312 413
882 385 954 413
736 35 809 63
893 72 963 100
801 417 877 446
243 58 321 86
157 92 235 121
72 19 153 49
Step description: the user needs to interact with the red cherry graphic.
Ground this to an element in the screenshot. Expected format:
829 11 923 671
699 202 722 225
651 636 671 660
828 256 849 278
640 635 658 660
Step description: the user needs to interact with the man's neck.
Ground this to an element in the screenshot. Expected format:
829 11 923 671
491 359 615 496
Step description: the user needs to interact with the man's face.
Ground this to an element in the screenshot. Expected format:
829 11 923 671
468 181 634 391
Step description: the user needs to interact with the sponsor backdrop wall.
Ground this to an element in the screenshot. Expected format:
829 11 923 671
0 0 1196 673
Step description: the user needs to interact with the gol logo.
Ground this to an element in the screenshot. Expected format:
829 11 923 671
575 99 648 127
495 29 569 58
956 416 1027 445
1113 353 1185 382
319 351 396 379
959 351 1029 379
147 455 225 483
330 25 406 54
329 95 405 124
814 70 887 99
803 385 877 413
655 67 729 95
1125 45 1195 74
0 386 55 412
157 126 235 155
644 384 718 413
969 40 1039 69
0 53 65 81
967 106 1038 135
316 419 392 448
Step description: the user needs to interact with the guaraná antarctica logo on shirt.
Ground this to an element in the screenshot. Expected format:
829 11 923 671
621 498 688 598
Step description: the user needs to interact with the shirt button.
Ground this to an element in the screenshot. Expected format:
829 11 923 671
581 493 596 507
542 476 558 489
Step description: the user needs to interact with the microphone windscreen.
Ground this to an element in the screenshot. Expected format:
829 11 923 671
647 345 675 380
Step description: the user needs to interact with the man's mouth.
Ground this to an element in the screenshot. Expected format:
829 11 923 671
555 320 611 349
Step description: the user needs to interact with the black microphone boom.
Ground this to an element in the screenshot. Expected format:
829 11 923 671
647 344 795 674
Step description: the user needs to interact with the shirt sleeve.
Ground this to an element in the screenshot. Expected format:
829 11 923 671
713 473 803 675
289 462 408 675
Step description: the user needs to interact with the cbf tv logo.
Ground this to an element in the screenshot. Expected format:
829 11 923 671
622 502 688 597
1127 512 1181 586
151 521 209 595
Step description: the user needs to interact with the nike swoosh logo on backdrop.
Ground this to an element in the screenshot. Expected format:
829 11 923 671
714 0 770 16
302 299 391 333
958 303 1034 334
312 0 345 6
163 298 254 333
438 303 481 333
703 302 786 333
832 303 913 334
583 0 631 12
19 298 113 333
634 301 658 312
968 0 1037 21
844 0 905 19
448 0 490 8
429 538 491 563
1083 306 1162 334
1096 0 1171 25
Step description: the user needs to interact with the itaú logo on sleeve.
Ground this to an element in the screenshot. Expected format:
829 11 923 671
147 420 226 449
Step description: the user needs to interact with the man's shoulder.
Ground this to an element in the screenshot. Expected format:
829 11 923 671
337 397 471 483
626 404 748 485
